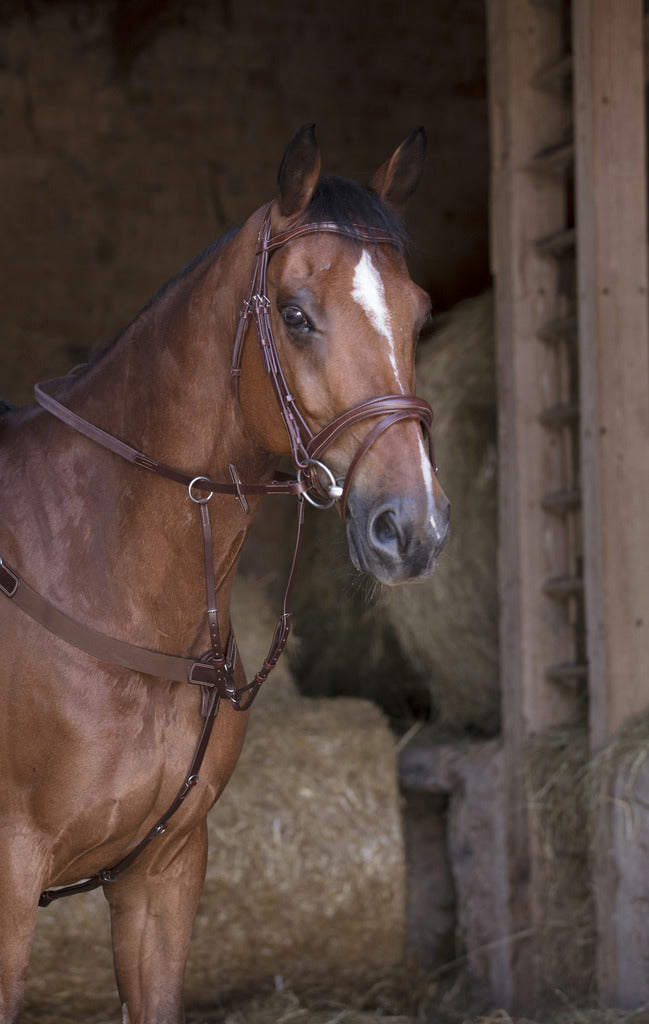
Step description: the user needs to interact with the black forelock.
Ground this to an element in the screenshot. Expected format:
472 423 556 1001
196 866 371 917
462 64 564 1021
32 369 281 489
302 176 409 255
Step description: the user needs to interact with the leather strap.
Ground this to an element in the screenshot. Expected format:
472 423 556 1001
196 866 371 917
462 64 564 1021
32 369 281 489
259 219 398 255
0 556 222 687
34 378 306 500
306 394 432 461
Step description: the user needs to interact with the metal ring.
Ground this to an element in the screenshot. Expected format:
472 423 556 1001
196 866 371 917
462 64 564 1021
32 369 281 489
188 476 214 504
297 458 342 510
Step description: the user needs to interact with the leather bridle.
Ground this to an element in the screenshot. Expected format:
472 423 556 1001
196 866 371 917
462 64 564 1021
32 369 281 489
231 204 435 516
1 202 435 905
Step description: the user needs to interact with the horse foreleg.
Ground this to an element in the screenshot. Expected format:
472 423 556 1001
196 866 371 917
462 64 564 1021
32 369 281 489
0 829 48 1023
104 820 208 1024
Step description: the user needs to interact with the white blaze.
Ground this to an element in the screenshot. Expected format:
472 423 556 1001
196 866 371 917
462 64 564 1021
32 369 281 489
418 433 436 523
351 249 436 514
351 249 405 392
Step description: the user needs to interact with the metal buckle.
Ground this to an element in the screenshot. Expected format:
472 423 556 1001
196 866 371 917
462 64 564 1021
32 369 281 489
188 661 217 687
0 558 19 598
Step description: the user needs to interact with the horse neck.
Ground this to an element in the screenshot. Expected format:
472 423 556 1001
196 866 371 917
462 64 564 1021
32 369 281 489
76 213 267 475
44 211 278 646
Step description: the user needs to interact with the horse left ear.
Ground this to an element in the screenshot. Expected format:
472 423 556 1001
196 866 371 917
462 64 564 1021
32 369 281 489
276 123 322 221
369 127 427 212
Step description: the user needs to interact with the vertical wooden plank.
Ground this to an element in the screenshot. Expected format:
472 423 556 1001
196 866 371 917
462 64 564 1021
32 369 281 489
572 0 649 1004
487 0 576 1009
573 0 649 749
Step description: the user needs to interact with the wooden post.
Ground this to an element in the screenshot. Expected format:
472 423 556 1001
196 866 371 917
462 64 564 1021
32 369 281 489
572 0 649 1004
487 0 578 1009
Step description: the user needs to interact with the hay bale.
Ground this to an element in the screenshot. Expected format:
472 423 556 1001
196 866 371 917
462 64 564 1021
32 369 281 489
187 694 405 999
383 291 498 731
291 291 498 733
524 721 595 1002
585 711 649 1003
23 574 405 1017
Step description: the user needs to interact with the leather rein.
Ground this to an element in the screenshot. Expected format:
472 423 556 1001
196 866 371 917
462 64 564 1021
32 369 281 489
0 202 434 905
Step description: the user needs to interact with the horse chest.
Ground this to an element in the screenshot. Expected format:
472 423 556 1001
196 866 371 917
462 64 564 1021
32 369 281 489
3 643 246 880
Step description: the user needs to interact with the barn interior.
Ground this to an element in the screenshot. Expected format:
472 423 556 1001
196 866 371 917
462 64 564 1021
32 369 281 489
1 2 648 1023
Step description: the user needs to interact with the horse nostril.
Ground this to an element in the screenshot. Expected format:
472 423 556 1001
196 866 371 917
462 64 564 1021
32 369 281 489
370 507 406 554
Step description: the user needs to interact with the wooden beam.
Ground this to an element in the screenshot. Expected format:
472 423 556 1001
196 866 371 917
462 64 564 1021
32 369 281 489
573 0 649 754
487 0 577 1010
572 0 649 1005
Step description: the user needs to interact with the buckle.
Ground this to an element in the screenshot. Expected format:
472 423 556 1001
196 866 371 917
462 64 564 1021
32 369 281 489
187 653 238 702
187 661 217 687
0 558 19 598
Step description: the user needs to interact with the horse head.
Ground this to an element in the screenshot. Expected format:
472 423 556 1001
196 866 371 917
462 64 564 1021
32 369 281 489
238 125 450 585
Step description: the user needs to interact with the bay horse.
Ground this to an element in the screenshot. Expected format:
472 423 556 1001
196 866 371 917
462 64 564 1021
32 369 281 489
0 124 449 1023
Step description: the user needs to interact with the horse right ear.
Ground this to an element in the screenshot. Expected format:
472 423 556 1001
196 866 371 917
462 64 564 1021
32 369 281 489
276 123 321 221
369 127 427 212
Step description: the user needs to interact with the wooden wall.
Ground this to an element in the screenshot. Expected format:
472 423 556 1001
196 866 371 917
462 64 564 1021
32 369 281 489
487 0 649 1009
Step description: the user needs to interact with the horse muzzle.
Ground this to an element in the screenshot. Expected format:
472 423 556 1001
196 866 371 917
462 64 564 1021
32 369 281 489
345 489 450 585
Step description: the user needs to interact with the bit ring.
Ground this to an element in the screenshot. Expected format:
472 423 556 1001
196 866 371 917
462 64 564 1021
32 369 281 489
297 459 342 510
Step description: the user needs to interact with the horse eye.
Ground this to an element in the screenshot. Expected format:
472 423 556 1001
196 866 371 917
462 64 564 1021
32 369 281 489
280 305 312 332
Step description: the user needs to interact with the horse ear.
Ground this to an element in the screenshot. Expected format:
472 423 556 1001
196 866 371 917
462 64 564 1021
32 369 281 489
369 127 427 212
276 123 322 220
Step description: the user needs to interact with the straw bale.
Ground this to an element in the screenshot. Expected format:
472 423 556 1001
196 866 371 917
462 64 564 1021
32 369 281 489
587 708 649 794
585 710 649 1001
382 291 498 731
187 694 405 998
291 291 498 733
524 722 595 1002
23 573 405 1018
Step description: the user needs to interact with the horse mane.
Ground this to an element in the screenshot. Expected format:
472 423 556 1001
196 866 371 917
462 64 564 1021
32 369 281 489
301 175 410 255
